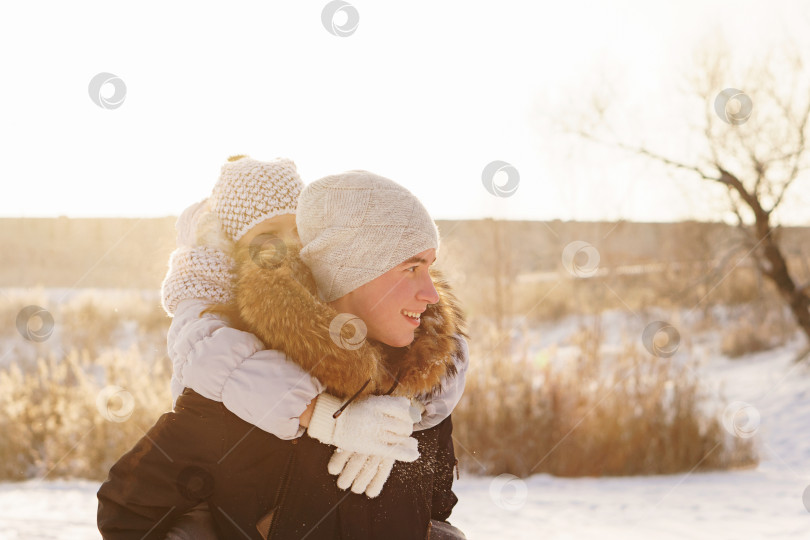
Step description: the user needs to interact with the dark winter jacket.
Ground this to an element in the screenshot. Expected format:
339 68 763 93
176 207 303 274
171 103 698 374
97 244 466 539
97 389 458 539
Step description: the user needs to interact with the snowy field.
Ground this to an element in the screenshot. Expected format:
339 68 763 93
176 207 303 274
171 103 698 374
1 334 809 539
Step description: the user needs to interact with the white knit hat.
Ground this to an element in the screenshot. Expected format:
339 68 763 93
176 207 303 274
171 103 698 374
297 170 440 303
210 155 304 242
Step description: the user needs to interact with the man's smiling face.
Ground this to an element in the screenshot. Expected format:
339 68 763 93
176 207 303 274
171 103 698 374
328 248 439 347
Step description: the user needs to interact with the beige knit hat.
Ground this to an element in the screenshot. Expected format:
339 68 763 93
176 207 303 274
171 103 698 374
297 170 440 302
210 155 304 242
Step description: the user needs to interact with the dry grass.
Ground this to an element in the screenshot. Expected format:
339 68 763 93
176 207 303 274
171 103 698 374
0 348 171 481
720 302 796 358
0 289 172 481
0 282 762 482
452 318 758 478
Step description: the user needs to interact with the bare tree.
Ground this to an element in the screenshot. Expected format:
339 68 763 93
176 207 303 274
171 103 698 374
573 42 810 360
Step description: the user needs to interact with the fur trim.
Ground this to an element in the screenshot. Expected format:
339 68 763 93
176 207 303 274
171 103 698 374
227 243 467 400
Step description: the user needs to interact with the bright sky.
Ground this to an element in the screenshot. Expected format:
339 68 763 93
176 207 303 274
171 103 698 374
1 0 809 223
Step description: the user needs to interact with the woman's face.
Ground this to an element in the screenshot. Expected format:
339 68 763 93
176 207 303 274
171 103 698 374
328 248 440 348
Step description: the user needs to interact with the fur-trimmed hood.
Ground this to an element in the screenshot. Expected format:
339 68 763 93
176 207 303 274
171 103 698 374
222 242 467 400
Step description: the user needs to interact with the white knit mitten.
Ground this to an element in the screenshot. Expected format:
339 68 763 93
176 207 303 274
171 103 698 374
307 394 420 462
193 210 234 253
175 199 210 246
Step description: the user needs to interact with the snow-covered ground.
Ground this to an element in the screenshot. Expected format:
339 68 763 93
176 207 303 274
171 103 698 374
2 327 809 539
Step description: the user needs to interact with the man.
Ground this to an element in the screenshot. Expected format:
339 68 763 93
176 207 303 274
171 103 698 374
98 170 468 539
